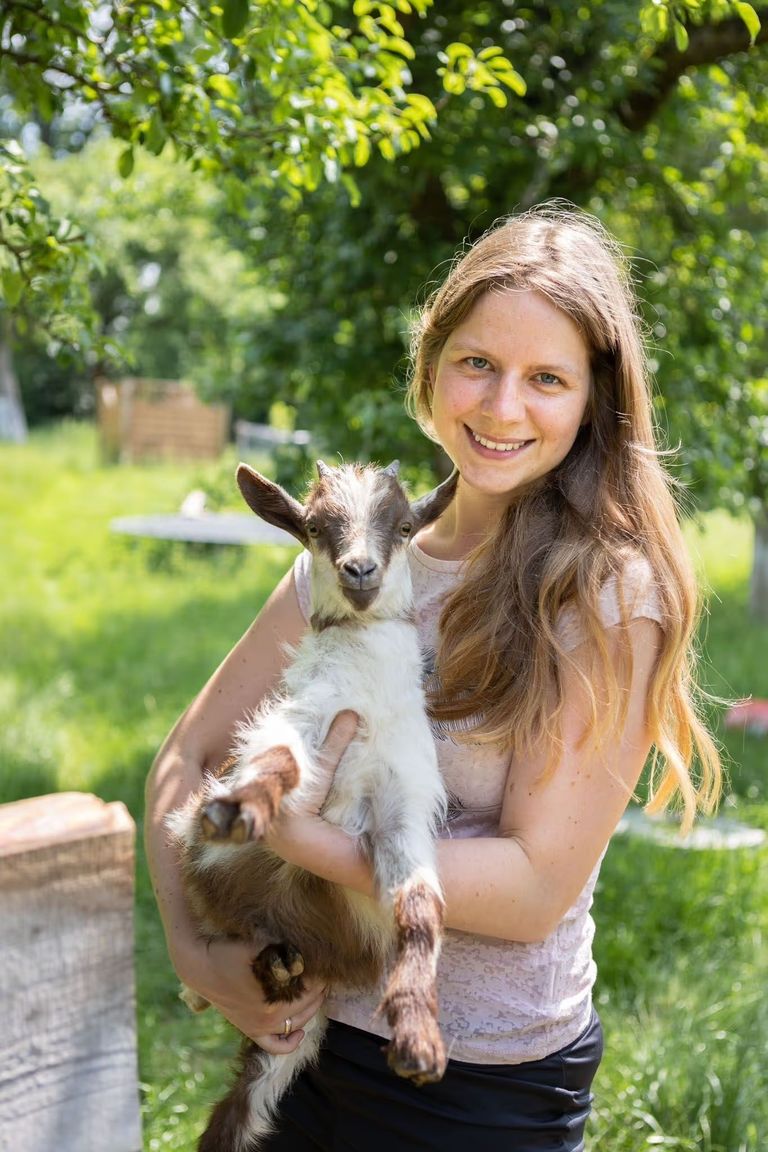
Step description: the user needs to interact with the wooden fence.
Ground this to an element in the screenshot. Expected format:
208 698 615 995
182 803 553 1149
97 377 229 463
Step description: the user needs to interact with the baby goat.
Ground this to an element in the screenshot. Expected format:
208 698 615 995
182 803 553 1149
168 459 458 1152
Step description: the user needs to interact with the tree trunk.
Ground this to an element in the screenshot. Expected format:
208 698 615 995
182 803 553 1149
751 510 768 621
0 317 28 442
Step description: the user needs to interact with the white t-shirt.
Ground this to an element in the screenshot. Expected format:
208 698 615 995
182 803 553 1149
292 538 663 1063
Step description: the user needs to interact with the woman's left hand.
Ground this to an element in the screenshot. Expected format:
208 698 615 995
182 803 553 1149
307 708 360 815
264 709 375 895
265 708 358 846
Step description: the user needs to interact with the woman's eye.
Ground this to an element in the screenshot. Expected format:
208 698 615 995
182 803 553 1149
467 356 490 370
536 372 561 386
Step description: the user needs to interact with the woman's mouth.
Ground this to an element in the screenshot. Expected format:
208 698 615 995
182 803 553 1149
468 427 531 454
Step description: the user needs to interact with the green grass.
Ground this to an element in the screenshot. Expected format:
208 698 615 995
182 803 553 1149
2 421 767 1150
1 421 298 1148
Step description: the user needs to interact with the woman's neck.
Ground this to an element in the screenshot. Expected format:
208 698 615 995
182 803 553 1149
415 481 509 561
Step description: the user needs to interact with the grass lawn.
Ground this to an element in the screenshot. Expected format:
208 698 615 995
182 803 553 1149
2 421 767 1150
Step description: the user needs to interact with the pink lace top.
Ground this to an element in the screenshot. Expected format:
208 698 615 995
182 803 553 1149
292 539 663 1063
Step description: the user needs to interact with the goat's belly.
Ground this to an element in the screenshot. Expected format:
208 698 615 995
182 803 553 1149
186 843 392 989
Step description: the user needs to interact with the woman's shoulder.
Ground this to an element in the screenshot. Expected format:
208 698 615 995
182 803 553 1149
557 549 664 653
601 550 661 622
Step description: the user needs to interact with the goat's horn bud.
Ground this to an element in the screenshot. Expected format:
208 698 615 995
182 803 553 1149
382 460 400 477
316 460 332 479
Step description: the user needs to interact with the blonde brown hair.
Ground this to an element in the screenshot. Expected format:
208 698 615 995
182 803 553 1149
407 203 721 832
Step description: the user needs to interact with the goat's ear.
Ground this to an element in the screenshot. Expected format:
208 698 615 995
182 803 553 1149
410 468 459 529
236 464 308 545
382 460 400 478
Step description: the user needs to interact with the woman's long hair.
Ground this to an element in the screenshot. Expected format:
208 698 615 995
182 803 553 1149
407 204 721 832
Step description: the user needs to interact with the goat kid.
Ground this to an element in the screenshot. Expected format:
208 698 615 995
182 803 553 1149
167 459 458 1152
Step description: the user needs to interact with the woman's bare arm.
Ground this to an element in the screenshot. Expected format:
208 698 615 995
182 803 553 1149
268 617 662 944
145 567 330 1051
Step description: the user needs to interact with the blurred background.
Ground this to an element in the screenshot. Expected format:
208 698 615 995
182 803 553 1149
1 2 767 1149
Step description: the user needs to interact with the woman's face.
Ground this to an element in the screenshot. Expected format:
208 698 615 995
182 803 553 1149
430 288 592 506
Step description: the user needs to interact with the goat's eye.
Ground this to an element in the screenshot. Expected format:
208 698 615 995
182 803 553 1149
306 523 320 538
400 522 413 537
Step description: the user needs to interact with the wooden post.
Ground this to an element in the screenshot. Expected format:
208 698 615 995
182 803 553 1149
0 793 142 1152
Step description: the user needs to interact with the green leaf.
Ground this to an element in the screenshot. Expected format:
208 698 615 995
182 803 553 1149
341 172 361 206
445 41 474 62
673 18 689 52
0 267 24 308
405 92 437 122
495 66 527 97
733 2 761 45
207 74 238 100
486 85 508 109
117 146 135 178
145 111 166 156
441 71 466 96
221 0 250 40
354 135 371 166
379 136 396 160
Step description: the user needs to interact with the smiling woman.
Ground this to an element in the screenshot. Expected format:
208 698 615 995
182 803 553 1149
145 203 722 1152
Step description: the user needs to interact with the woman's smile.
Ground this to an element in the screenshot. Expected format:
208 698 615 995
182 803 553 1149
429 287 592 523
467 427 533 454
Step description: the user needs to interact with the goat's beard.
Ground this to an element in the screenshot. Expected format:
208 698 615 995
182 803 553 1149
341 586 380 612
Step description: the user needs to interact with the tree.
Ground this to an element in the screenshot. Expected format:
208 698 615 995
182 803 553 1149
12 138 275 425
215 0 768 613
0 0 523 440
0 0 523 328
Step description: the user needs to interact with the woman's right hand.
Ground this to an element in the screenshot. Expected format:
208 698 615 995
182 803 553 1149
176 935 328 1054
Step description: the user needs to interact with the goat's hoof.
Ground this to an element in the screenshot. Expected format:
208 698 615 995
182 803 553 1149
200 799 255 843
275 942 305 982
253 943 306 1000
386 1024 447 1086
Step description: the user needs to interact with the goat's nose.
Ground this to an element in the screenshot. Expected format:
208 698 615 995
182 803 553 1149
343 559 377 581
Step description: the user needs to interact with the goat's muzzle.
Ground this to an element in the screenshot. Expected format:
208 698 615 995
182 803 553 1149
339 558 380 611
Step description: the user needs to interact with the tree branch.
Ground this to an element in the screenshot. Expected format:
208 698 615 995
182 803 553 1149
618 10 768 132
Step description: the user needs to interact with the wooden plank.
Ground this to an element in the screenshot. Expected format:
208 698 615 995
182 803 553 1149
0 793 142 1152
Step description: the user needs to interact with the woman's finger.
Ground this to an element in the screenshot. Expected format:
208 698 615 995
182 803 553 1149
318 709 359 770
252 1028 306 1055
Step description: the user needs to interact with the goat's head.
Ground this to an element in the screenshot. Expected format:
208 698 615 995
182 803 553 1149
237 460 458 620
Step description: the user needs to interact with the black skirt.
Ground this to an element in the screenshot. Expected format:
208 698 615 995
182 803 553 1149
257 1008 603 1151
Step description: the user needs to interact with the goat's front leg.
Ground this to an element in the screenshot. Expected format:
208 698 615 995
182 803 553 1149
201 745 300 844
377 862 447 1086
252 941 307 1001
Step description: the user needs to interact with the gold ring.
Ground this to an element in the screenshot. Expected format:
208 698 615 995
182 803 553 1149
282 1017 292 1037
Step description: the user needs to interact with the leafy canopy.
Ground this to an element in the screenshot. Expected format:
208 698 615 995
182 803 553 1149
0 0 525 339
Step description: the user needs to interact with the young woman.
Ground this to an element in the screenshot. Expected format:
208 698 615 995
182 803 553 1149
145 205 721 1150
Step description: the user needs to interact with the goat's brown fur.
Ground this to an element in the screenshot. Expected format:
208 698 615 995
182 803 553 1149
170 461 459 1150
380 880 446 1084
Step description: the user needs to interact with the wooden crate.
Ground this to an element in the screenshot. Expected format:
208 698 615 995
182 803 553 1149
97 377 229 463
0 793 141 1152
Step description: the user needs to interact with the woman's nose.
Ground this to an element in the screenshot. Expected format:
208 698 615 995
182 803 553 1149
483 372 526 422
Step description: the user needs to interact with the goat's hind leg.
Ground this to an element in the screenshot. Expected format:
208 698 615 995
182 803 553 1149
201 746 300 844
376 851 447 1086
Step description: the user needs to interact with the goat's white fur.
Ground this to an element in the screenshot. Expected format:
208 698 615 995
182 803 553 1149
168 462 452 1151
